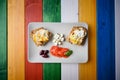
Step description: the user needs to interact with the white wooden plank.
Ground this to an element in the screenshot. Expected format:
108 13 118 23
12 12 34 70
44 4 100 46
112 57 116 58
115 0 120 80
61 0 78 80
61 0 78 23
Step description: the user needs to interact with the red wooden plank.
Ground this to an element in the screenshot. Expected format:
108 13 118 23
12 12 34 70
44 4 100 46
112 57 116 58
25 0 43 80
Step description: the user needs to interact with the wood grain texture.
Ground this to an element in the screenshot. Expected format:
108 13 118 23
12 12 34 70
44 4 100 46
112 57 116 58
8 0 25 80
0 0 7 80
25 0 43 80
43 0 61 80
115 0 120 80
97 0 115 80
79 0 97 80
61 0 78 80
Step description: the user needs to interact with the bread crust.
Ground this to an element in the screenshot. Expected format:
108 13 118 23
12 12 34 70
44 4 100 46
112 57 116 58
30 27 52 46
67 26 88 45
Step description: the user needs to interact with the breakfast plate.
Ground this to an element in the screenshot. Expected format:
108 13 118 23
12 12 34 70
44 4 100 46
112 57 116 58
28 22 88 63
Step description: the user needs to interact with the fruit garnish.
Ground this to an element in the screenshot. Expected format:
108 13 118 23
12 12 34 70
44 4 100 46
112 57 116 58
43 55 49 58
40 50 44 55
40 50 49 58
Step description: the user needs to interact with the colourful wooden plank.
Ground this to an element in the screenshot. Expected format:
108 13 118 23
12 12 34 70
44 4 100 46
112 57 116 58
97 0 115 80
115 0 120 80
8 0 25 80
25 0 43 80
61 0 79 80
43 0 61 80
79 0 97 80
0 0 7 80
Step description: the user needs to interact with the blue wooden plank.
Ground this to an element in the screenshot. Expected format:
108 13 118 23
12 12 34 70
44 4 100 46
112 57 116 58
97 0 115 80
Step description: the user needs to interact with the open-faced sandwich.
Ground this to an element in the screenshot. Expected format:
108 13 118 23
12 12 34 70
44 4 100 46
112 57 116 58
30 27 52 46
67 26 87 45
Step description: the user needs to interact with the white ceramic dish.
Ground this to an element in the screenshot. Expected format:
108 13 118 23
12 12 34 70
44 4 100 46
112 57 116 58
28 22 88 63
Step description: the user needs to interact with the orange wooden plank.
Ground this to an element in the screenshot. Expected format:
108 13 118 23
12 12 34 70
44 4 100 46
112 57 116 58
25 0 43 80
8 0 25 80
79 0 97 80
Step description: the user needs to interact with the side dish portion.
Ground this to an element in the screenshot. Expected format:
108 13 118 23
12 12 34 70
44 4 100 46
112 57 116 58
52 33 65 45
50 46 73 58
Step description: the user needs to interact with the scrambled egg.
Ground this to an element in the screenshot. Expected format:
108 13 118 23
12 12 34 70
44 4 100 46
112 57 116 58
70 35 80 44
33 29 49 42
69 29 85 44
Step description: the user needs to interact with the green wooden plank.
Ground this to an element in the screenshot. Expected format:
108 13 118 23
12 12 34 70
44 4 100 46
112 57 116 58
43 0 61 80
43 0 61 22
0 0 7 80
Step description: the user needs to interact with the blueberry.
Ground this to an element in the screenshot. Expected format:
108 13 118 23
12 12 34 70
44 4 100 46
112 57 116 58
40 50 44 55
44 50 49 54
40 50 49 58
43 55 49 58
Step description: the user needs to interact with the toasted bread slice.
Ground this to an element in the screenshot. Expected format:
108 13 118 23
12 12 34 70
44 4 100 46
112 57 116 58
67 26 87 45
30 27 52 46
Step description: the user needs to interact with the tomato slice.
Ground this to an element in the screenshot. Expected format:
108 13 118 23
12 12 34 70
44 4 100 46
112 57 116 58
56 51 62 57
50 46 70 58
61 48 68 53
50 46 59 55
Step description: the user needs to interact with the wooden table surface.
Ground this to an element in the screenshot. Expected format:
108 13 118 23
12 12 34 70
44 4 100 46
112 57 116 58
0 0 119 80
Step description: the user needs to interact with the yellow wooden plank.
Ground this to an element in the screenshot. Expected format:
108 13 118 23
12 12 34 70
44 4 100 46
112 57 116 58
8 0 25 80
79 0 97 80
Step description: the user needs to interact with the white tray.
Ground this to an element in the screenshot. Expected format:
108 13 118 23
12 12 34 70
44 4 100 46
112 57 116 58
28 22 88 63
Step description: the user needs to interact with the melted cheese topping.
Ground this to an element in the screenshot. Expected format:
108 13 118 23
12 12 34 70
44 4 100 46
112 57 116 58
33 29 49 42
70 29 86 44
